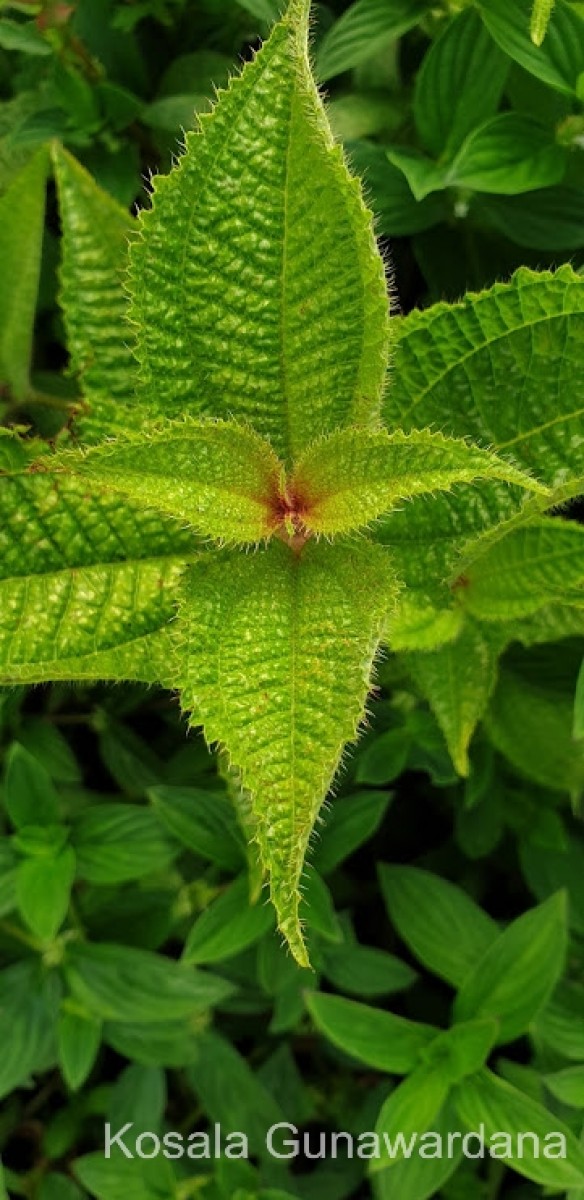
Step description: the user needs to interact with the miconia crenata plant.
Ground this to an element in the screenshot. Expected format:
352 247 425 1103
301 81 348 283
3 0 584 963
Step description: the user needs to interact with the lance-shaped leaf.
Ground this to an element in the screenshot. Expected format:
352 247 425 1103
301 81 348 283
53 418 283 544
385 265 584 488
0 471 193 686
128 0 389 462
291 427 546 535
52 144 137 440
0 147 48 402
460 518 584 621
405 621 506 775
178 540 397 965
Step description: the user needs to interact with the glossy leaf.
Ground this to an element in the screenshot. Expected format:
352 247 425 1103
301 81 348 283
378 864 499 986
414 10 509 157
477 0 584 95
128 0 390 462
454 1068 584 1189
315 0 428 82
454 892 568 1043
178 539 396 964
305 991 437 1073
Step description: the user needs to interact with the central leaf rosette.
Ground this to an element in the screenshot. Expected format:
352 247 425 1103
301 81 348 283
39 0 548 963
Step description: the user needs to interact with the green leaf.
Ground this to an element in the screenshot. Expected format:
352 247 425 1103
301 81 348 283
16 845 76 941
355 728 410 784
378 865 499 987
300 866 342 944
128 0 389 462
371 1063 450 1171
58 1006 102 1090
574 656 584 739
178 539 396 965
477 0 584 95
405 622 504 775
315 0 428 82
347 141 447 237
0 147 47 401
109 1064 166 1133
73 1153 173 1200
305 992 437 1073
57 418 284 543
52 144 136 439
321 942 417 998
545 1065 584 1107
486 664 584 793
461 519 584 620
0 471 192 686
149 785 246 871
454 892 568 1043
64 941 233 1022
371 1101 463 1200
476 187 584 250
0 18 51 55
39 1174 84 1200
3 743 61 827
385 266 584 488
534 981 584 1061
0 960 60 1100
389 115 565 200
312 789 391 875
104 1019 199 1068
186 1031 284 1159
71 805 176 883
292 427 545 535
453 1068 584 1188
182 874 275 964
520 837 584 936
422 1018 499 1083
414 10 509 157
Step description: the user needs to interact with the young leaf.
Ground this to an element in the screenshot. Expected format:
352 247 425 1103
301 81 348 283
453 892 568 1043
422 1018 499 1084
0 472 191 686
371 1101 463 1200
178 539 396 965
291 427 545 535
52 144 137 438
182 874 275 964
460 519 584 620
453 1068 584 1189
385 266 584 487
315 0 428 82
16 845 76 942
55 418 284 543
0 147 47 402
414 10 509 158
405 622 505 775
305 992 437 1073
378 865 499 987
128 0 390 462
371 1064 451 1171
58 1006 102 1091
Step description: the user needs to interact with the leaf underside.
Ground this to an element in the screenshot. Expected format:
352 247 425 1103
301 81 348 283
178 539 397 963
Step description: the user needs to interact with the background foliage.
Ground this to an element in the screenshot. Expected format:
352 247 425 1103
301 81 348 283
0 0 583 1197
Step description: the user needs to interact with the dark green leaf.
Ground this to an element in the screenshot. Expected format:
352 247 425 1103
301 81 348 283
306 992 437 1073
312 789 391 875
16 846 76 941
182 875 275 964
4 742 61 828
149 785 245 871
72 805 176 884
58 1006 102 1091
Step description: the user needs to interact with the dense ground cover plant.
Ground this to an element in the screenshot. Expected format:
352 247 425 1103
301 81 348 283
0 1 584 1198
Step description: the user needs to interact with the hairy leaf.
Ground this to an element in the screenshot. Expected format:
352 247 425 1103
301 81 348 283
292 427 545 535
52 144 137 440
178 539 396 963
460 518 584 620
385 266 584 488
54 418 283 543
0 147 47 402
405 622 505 775
0 471 192 685
128 0 389 462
